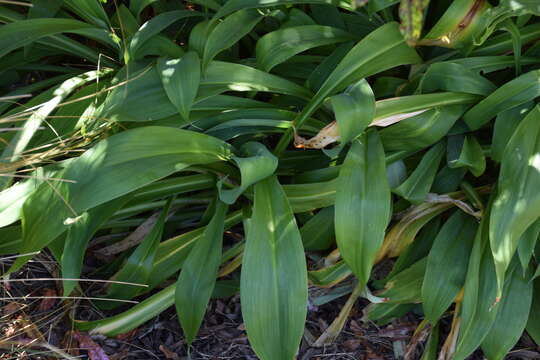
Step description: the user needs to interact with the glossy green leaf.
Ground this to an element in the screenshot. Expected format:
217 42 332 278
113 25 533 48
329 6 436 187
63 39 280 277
422 211 477 324
526 279 540 346
157 52 201 123
447 135 486 177
218 142 278 204
129 10 202 60
203 9 263 69
256 25 354 72
300 206 335 251
275 21 421 154
176 201 228 345
240 176 308 360
379 258 427 304
420 62 496 96
518 219 540 271
464 70 540 130
214 0 352 19
394 142 444 204
481 263 533 360
490 105 540 296
380 105 467 152
332 78 375 145
492 102 534 162
454 205 499 360
10 127 232 272
335 131 391 287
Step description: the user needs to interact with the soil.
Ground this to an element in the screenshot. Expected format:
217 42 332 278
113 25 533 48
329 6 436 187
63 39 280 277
0 253 537 360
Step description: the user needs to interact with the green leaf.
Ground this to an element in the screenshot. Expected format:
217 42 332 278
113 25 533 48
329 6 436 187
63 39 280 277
63 0 110 28
517 219 540 272
379 258 427 304
157 52 201 123
130 0 159 20
105 198 173 304
0 18 108 60
203 9 263 69
492 102 534 162
393 142 444 204
129 10 202 60
421 211 477 324
300 206 335 251
61 196 131 296
275 21 421 154
332 78 375 145
454 204 499 360
420 62 496 96
203 61 313 99
464 70 540 131
218 142 278 204
481 262 533 360
335 131 391 287
240 176 308 360
447 135 486 177
175 201 228 345
256 25 355 72
526 279 540 346
10 127 232 272
380 105 467 152
490 105 540 297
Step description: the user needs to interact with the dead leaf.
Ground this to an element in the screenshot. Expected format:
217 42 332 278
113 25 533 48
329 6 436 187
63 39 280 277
294 122 339 149
72 331 110 360
38 289 57 311
115 328 138 341
159 344 180 360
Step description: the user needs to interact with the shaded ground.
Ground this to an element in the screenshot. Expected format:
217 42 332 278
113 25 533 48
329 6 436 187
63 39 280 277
1 253 539 359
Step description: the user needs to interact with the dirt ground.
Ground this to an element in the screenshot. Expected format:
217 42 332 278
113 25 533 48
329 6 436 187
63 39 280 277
1 253 538 360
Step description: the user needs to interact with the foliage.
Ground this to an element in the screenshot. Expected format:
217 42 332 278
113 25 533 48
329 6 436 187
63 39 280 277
2 0 540 359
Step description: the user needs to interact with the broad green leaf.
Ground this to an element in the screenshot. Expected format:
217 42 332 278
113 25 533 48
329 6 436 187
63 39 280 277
380 105 467 152
454 204 499 360
62 196 131 296
481 263 533 360
275 21 421 154
421 324 439 360
335 131 391 287
300 206 335 251
27 0 63 19
203 61 313 99
218 142 278 204
332 78 375 145
420 62 496 96
284 178 337 213
447 135 486 177
490 106 540 297
306 42 353 92
364 302 414 325
240 176 308 360
308 261 351 287
256 25 355 72
464 70 540 130
157 52 201 123
0 18 111 60
422 211 477 324
105 198 173 304
130 0 159 20
129 10 202 60
518 219 540 271
492 102 534 162
10 127 232 272
63 0 110 28
368 0 400 14
176 201 227 345
203 9 263 69
526 279 540 346
379 258 427 304
394 142 444 204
